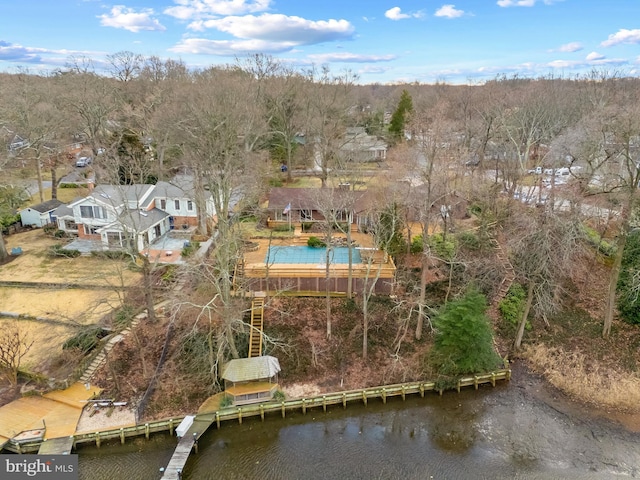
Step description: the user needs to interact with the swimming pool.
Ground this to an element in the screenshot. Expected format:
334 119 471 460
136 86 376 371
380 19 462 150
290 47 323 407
265 246 362 264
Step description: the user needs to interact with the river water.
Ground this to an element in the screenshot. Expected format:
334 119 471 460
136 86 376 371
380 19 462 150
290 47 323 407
76 364 640 479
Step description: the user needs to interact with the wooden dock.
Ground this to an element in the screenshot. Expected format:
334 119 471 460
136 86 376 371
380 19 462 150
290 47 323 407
161 416 215 479
38 436 74 455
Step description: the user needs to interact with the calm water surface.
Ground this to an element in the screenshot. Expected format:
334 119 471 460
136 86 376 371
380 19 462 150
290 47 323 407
77 365 640 479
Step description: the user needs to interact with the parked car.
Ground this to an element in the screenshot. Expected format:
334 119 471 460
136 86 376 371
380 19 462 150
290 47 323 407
76 156 92 167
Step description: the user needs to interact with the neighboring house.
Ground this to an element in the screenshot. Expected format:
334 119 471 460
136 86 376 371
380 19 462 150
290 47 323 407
55 177 215 252
20 199 63 227
339 127 387 163
9 134 30 153
266 187 372 227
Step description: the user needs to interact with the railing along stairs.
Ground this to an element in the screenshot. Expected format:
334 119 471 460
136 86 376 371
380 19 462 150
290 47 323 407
248 297 265 357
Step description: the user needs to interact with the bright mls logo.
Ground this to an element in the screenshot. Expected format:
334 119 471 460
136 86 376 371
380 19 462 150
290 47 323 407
1 455 78 479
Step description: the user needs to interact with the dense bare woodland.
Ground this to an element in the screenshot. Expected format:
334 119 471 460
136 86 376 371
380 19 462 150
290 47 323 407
1 55 640 417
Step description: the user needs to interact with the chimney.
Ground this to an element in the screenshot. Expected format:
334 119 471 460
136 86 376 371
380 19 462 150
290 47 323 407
87 179 94 192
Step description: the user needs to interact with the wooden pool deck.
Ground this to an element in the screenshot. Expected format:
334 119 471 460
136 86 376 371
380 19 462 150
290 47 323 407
238 235 396 295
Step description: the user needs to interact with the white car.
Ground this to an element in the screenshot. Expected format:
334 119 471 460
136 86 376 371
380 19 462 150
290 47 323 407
76 156 92 167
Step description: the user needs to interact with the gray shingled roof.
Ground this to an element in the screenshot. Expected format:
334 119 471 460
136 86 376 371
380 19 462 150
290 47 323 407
221 356 281 383
27 199 64 213
90 185 155 208
118 208 169 232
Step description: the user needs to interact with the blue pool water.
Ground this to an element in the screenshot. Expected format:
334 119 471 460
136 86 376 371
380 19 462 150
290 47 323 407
265 246 361 264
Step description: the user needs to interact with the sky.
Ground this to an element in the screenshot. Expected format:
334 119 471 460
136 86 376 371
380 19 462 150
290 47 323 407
0 0 638 84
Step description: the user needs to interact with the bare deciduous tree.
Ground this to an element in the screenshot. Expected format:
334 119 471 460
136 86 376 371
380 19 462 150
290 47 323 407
0 322 34 386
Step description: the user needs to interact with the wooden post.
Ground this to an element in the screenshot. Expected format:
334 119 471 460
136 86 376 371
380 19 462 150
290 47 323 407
474 376 479 390
238 408 243 424
420 384 425 397
401 386 406 401
169 419 174 436
491 372 496 387
323 396 327 412
439 389 443 396
457 380 461 393
193 433 198 454
120 428 125 445
145 423 150 440
95 432 101 448
260 404 265 421
281 402 286 418
506 369 511 381
382 388 386 404
216 412 220 429
302 399 306 415
362 391 367 406
342 393 347 409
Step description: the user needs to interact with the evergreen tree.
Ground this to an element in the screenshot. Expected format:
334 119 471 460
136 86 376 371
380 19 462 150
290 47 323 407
617 230 640 324
431 289 501 376
388 89 413 139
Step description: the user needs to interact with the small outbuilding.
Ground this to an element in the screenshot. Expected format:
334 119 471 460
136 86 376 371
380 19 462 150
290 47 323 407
221 356 281 406
20 199 64 228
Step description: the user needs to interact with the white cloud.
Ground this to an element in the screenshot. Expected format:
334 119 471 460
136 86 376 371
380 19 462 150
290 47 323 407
556 42 583 53
307 52 397 63
497 0 558 6
435 5 465 19
196 14 354 45
385 7 423 20
585 51 604 61
0 41 97 67
385 7 409 20
164 0 271 20
601 29 640 47
98 6 166 33
170 37 293 55
497 0 535 6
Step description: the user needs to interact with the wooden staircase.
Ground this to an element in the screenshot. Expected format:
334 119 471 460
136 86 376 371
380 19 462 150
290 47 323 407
248 297 264 358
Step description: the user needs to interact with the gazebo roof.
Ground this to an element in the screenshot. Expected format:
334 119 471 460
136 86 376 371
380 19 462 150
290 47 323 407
221 356 281 383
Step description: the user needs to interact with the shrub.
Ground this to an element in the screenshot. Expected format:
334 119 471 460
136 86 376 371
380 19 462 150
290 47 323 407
273 224 293 232
430 289 502 376
581 224 616 257
410 235 423 253
59 183 79 188
412 233 457 259
114 305 136 328
499 283 530 330
220 394 234 408
301 222 314 232
273 390 286 402
181 241 201 257
48 244 81 258
63 326 109 354
457 231 481 250
91 250 129 260
307 236 326 248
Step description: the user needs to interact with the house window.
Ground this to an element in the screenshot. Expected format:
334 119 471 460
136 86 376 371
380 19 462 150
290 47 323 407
301 209 312 221
154 224 161 237
160 199 166 210
80 205 106 219
174 199 180 210
83 225 100 235
106 232 122 247
187 201 193 211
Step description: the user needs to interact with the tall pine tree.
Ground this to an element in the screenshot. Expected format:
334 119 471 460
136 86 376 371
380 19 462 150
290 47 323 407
388 89 413 140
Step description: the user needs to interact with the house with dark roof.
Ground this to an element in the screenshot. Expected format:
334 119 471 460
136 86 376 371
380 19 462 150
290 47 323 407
20 199 64 227
266 186 373 229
